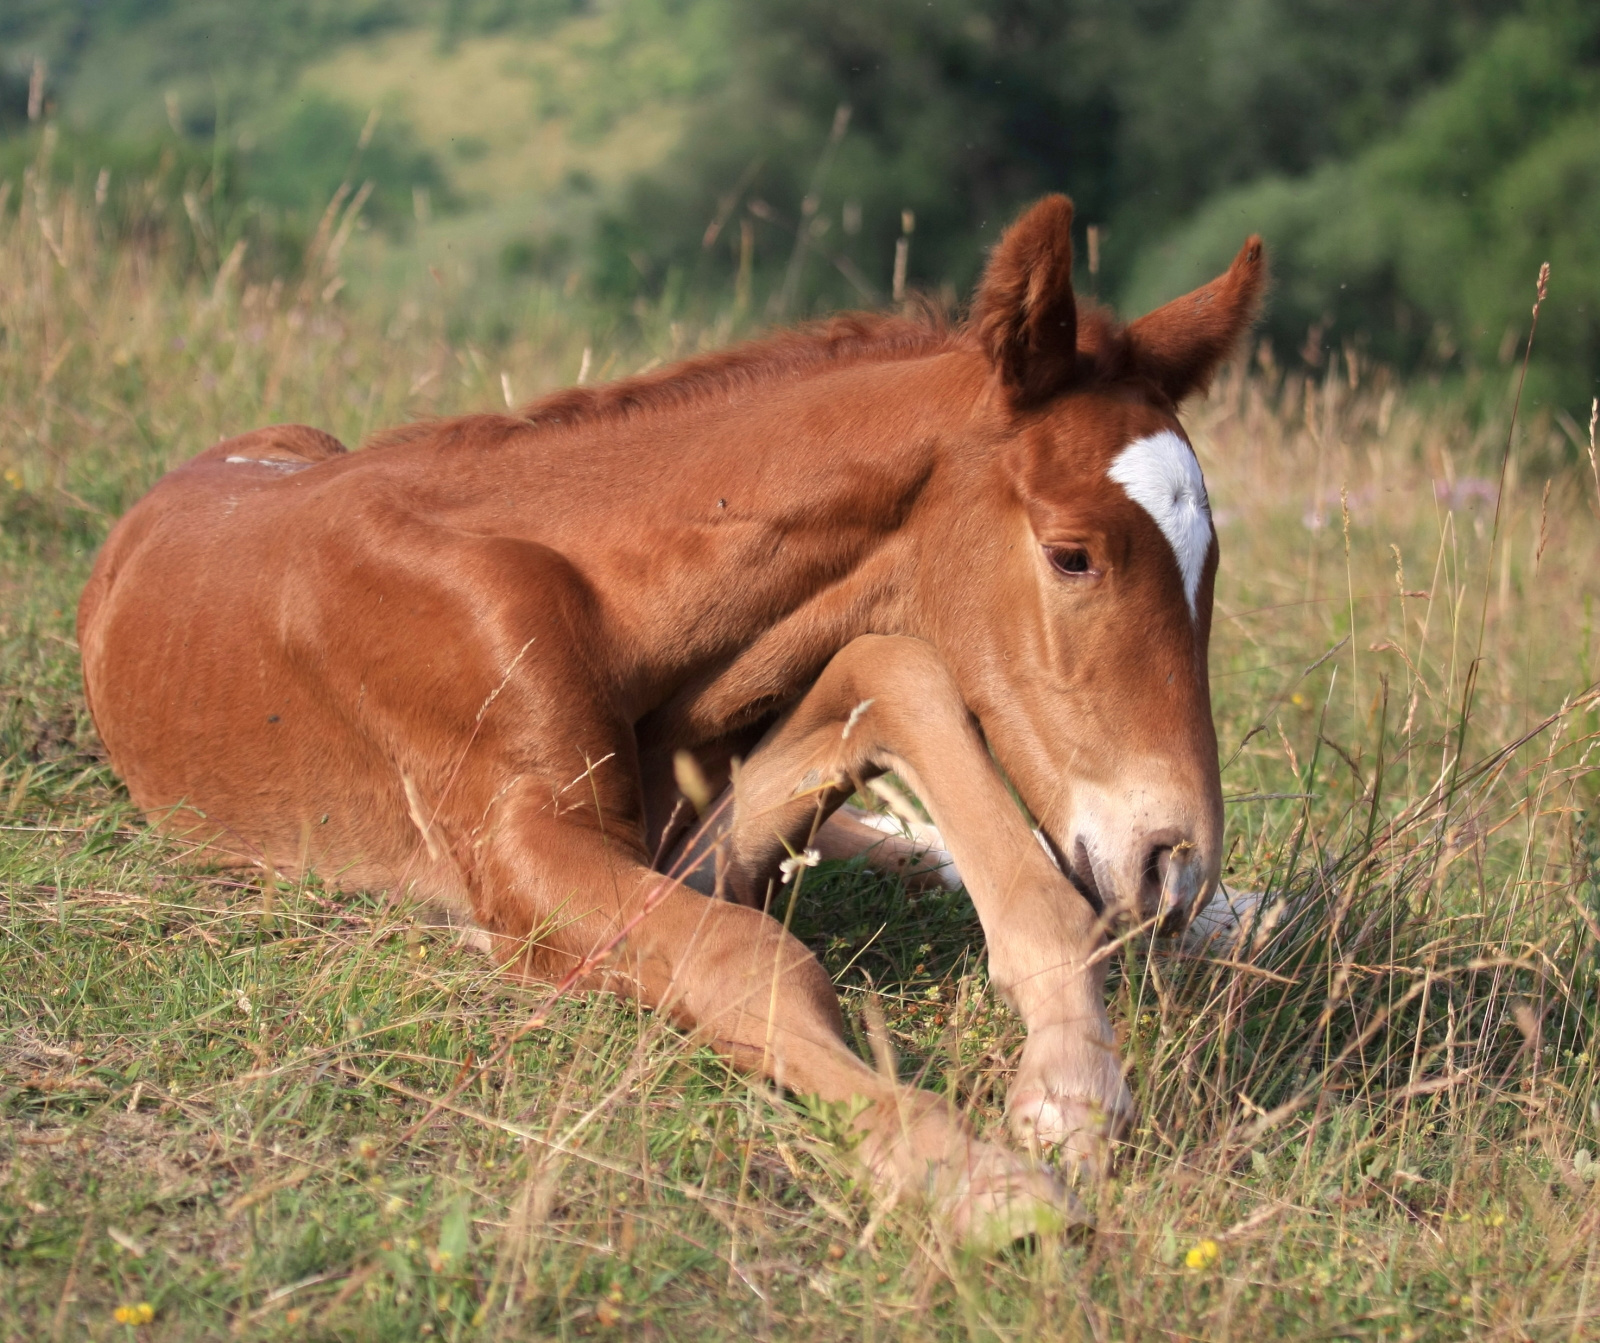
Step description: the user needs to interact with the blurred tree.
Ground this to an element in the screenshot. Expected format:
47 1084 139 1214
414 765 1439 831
593 0 1516 316
237 95 450 237
1129 2 1600 408
0 4 458 270
3 0 1597 408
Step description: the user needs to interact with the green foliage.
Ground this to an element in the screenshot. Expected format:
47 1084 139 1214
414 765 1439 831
591 0 1517 316
1128 3 1600 409
1 0 587 140
4 0 1600 407
0 123 239 282
0 112 447 287
236 94 451 237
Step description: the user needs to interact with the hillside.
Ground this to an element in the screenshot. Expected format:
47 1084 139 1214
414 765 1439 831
1 1 1596 410
0 1 726 296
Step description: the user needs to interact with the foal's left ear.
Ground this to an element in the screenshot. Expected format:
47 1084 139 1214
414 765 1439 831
972 194 1079 407
1126 236 1267 403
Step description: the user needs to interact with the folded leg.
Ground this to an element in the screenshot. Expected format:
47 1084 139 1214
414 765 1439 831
667 634 1133 1176
462 767 1076 1241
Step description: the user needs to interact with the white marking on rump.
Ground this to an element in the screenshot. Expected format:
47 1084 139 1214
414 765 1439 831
1106 430 1212 617
224 455 310 472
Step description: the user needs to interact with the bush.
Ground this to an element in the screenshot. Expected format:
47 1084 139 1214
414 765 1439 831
1126 6 1600 414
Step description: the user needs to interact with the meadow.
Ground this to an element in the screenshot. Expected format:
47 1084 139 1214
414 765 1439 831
2 166 1598 1341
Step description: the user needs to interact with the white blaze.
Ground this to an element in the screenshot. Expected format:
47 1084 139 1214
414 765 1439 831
1107 430 1212 618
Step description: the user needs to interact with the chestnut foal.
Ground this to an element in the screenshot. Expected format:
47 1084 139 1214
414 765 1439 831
79 196 1263 1240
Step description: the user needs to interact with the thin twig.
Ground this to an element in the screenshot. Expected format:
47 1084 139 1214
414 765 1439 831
1454 262 1550 804
51 1214 92 1343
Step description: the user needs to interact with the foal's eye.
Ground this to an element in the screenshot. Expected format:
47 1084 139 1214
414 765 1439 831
1047 547 1094 577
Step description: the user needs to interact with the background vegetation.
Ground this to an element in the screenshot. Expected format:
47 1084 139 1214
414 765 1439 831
1 2 1599 1338
2 0 1598 407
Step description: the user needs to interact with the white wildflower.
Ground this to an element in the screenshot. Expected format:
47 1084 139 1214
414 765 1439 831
778 848 821 883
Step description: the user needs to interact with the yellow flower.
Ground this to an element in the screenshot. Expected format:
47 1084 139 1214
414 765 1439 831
113 1302 155 1325
1184 1238 1221 1271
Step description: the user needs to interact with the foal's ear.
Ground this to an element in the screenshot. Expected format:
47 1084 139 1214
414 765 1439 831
1126 236 1267 403
972 194 1078 407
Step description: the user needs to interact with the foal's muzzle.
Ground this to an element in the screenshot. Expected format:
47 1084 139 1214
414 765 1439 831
1060 821 1214 932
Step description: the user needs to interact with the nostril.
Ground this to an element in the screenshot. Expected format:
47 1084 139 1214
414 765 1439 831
1143 845 1174 905
1142 838 1202 919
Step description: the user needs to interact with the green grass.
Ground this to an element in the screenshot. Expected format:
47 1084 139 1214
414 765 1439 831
2 170 1599 1340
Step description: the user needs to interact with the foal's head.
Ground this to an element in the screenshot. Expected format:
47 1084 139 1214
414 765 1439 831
933 195 1264 930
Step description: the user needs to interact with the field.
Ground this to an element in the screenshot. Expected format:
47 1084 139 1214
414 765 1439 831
2 168 1599 1341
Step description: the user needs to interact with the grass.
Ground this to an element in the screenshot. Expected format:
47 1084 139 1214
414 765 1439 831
2 168 1599 1341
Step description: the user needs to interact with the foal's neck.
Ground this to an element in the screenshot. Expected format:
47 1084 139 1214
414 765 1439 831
475 350 983 732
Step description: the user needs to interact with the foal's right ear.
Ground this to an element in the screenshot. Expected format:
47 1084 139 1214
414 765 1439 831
1125 235 1266 403
972 195 1078 408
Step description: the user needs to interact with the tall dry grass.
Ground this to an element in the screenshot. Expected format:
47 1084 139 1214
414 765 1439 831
1 165 1597 1340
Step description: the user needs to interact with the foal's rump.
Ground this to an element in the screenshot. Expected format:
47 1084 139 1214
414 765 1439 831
79 424 351 635
77 425 432 886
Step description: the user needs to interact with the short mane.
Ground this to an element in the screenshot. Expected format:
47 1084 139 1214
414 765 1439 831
515 309 959 431
363 303 1138 455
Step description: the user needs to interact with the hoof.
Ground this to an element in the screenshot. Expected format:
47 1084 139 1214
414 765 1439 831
855 1104 1091 1250
1008 1087 1129 1182
1007 1017 1134 1180
943 1148 1090 1249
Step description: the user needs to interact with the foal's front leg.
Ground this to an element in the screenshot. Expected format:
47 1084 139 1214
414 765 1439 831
695 634 1133 1177
465 766 1076 1243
